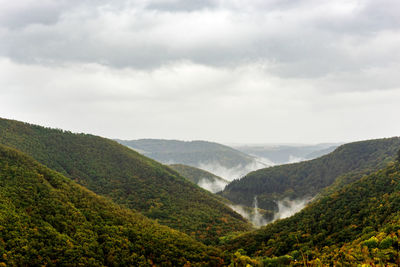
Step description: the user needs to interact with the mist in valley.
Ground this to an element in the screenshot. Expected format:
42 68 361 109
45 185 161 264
228 203 268 228
235 144 339 165
198 160 269 181
197 178 228 193
273 198 311 221
229 196 311 227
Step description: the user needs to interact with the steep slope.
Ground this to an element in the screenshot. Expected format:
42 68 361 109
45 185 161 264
169 164 228 193
0 118 250 244
222 157 400 265
0 144 225 266
116 139 266 180
221 138 400 214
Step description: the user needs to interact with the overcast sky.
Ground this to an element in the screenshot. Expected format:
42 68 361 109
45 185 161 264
1 0 400 144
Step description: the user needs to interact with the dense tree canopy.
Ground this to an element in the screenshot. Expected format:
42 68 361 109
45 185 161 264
222 157 400 265
0 118 251 244
3 117 400 265
0 144 226 266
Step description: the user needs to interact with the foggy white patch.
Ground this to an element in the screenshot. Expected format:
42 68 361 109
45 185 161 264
125 146 147 154
197 178 228 193
252 196 268 227
228 205 251 221
228 196 316 227
228 196 268 227
273 198 310 221
228 204 266 228
198 160 268 181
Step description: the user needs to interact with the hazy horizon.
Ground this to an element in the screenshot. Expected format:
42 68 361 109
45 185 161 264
2 115 399 146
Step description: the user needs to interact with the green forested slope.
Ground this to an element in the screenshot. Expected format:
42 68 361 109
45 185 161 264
0 118 250 244
222 156 400 265
221 138 400 212
0 144 225 266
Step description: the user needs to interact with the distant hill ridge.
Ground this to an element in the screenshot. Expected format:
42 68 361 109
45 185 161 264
0 118 251 244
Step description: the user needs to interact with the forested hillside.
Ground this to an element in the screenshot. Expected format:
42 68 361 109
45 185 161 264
221 138 400 213
169 164 228 193
0 118 251 244
0 144 225 266
222 155 400 265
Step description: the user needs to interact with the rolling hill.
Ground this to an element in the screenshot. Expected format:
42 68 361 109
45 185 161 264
221 137 400 216
0 118 251 244
169 164 229 193
221 155 400 265
0 144 225 266
116 139 267 180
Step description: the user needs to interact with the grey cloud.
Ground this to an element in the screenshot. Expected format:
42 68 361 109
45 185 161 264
0 0 400 84
0 4 61 28
146 0 216 11
1 0 400 146
0 0 98 28
313 1 400 35
1 58 400 144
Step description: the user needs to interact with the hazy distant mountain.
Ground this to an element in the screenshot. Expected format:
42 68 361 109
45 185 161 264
169 164 229 193
234 143 340 164
116 139 268 181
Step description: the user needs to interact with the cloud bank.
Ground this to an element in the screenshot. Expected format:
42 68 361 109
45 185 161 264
197 178 227 193
230 196 311 227
198 160 268 181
